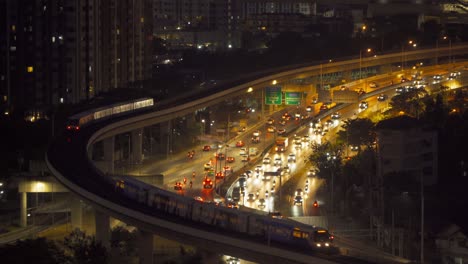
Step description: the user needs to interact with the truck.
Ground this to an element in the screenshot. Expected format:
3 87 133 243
275 136 288 152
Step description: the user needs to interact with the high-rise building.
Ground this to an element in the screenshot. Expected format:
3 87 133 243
0 0 153 120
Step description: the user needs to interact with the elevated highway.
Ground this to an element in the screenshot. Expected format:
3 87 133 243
46 45 468 264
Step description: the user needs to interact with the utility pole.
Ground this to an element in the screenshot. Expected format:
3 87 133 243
421 173 425 264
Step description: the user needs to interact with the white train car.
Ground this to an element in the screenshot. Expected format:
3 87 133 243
65 97 154 131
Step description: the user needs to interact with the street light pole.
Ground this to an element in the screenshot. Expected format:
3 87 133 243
359 48 371 81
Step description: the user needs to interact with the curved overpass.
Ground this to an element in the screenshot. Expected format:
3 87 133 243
46 45 468 263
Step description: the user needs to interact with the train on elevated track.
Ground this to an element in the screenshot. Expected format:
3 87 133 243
113 175 334 251
65 97 154 131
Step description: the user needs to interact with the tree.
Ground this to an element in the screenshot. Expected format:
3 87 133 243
388 90 427 117
336 118 375 151
63 229 108 264
0 237 71 264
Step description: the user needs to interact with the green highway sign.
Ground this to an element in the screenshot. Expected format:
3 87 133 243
265 86 282 105
285 92 302 105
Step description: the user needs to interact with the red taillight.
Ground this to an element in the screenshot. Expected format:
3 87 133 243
66 125 72 130
75 126 80 130
330 236 334 240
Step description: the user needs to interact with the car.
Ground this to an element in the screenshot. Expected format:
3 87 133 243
241 154 249 162
295 188 303 196
294 141 302 149
194 196 204 202
274 157 282 166
216 153 225 160
266 118 275 125
252 130 261 137
227 257 240 264
288 153 296 163
304 185 309 193
239 148 247 155
270 187 275 193
307 169 317 177
369 82 378 88
331 112 340 120
277 128 286 135
294 195 303 205
251 136 260 143
320 105 328 111
202 145 211 151
255 165 263 172
204 163 213 171
401 77 409 83
174 182 183 190
227 201 239 209
377 94 388 101
340 85 348 91
306 106 313 112
263 157 271 164
325 119 334 128
357 89 366 96
240 126 246 132
432 75 443 84
294 113 301 120
226 156 235 163
267 126 276 133
448 71 461 80
203 178 213 189
258 198 266 208
359 101 369 110
278 119 287 126
215 172 225 179
302 135 310 143
282 112 291 120
283 166 290 174
311 97 318 104
235 141 245 147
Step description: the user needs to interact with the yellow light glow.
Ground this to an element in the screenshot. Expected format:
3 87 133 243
272 80 277 85
32 181 45 192
27 66 33 73
247 87 253 93
399 111 405 115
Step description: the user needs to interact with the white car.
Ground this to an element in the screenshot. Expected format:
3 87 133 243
239 148 247 156
288 153 296 163
274 157 282 166
331 112 340 120
263 157 271 164
369 82 378 88
359 101 369 110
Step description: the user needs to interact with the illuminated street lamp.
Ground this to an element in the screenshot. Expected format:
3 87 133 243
401 40 417 70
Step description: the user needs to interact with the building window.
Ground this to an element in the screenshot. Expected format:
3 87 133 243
27 66 34 73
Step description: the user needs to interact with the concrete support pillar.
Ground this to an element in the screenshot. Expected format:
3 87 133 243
20 192 27 227
103 137 115 174
94 210 110 249
137 230 154 264
70 196 83 230
131 128 143 164
87 144 94 161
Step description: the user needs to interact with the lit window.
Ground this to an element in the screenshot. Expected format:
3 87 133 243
27 66 33 73
140 17 144 23
11 25 15 31
52 36 55 43
60 97 64 103
116 28 120 35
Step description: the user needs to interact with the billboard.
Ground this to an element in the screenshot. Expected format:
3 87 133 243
285 92 302 105
265 86 282 105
